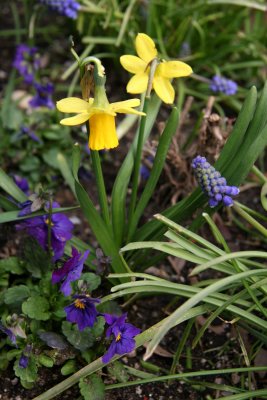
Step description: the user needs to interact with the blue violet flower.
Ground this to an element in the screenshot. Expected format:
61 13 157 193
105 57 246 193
52 246 90 296
102 313 141 363
64 294 100 331
192 156 239 208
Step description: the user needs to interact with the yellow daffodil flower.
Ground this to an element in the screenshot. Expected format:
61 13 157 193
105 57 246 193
120 33 193 104
57 96 145 151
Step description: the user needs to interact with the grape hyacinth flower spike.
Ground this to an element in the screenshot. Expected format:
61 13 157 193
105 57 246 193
192 156 239 208
210 75 238 95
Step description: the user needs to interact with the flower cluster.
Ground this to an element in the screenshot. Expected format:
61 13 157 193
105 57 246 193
16 201 73 261
192 156 239 207
13 44 40 84
210 75 238 95
39 0 81 19
52 248 140 362
13 44 54 109
120 33 192 104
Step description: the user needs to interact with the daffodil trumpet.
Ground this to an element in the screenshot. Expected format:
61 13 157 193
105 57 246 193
120 33 193 104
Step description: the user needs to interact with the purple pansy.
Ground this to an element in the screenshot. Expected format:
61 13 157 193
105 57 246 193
0 322 16 344
39 0 81 19
16 201 73 261
210 75 238 95
13 175 30 195
18 354 29 368
64 294 100 331
192 155 239 208
52 247 90 296
102 313 140 363
13 44 40 84
29 82 55 109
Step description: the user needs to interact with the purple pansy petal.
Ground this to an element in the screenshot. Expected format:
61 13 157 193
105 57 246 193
116 337 136 355
102 340 117 363
64 295 100 331
19 354 29 368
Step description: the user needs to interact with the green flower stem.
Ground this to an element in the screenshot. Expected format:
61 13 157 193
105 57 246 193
90 149 111 229
127 99 149 234
233 201 267 238
251 165 267 184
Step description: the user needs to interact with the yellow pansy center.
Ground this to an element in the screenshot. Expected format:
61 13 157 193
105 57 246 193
89 113 118 151
74 299 86 309
115 332 121 342
45 218 54 226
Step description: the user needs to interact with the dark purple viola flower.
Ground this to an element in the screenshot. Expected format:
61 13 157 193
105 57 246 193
102 313 140 363
39 0 81 19
52 247 90 296
19 354 29 368
29 82 55 109
64 294 100 331
210 75 238 95
0 322 16 344
13 175 30 195
18 200 33 216
13 44 40 84
16 202 73 261
191 155 239 208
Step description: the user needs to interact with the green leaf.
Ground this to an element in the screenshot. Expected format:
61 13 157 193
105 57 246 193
62 317 105 351
107 361 129 383
72 144 130 277
20 156 40 172
61 359 76 375
0 257 24 275
22 295 50 320
22 237 51 278
0 167 27 203
81 272 101 291
79 374 105 400
111 95 161 247
57 152 75 194
14 356 38 383
0 205 79 224
127 107 180 241
4 285 31 305
260 182 267 211
42 148 60 168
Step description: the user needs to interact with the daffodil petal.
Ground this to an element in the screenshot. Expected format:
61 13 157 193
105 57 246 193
157 61 193 78
113 107 145 116
153 76 175 104
60 113 90 126
120 55 147 74
126 73 149 94
135 33 157 63
111 98 141 110
57 97 91 113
